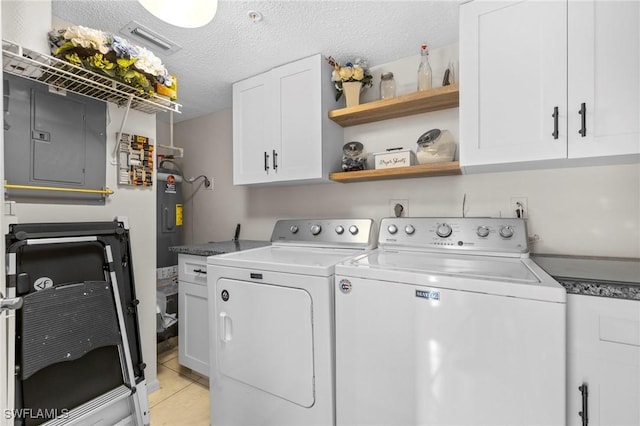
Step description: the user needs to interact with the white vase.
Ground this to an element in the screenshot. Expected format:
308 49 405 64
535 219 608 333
342 81 362 108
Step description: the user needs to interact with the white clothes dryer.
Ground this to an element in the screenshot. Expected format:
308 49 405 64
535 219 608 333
334 217 566 426
207 219 376 426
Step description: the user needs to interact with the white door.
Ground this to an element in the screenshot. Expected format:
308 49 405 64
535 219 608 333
215 279 315 408
178 281 209 376
567 294 640 426
568 0 640 159
335 276 565 426
460 0 567 169
232 72 275 185
272 55 323 182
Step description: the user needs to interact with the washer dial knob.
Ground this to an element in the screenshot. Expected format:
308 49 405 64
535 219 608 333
476 225 490 238
436 223 453 238
335 225 344 235
405 225 415 235
388 224 398 235
290 225 299 234
349 225 359 235
499 225 514 238
310 224 322 236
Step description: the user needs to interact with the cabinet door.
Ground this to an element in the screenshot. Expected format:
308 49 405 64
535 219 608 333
271 55 323 182
215 278 314 407
568 1 640 159
178 281 209 377
232 72 275 185
567 294 640 426
460 1 568 169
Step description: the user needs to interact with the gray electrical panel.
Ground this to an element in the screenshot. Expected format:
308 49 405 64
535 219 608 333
3 73 107 204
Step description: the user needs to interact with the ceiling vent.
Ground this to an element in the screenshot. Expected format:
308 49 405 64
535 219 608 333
120 21 182 55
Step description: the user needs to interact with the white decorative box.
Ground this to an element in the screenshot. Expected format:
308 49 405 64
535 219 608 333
373 149 417 169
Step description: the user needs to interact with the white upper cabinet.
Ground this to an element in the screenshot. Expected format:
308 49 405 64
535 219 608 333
568 0 640 159
232 72 273 185
460 1 568 168
232 54 341 185
460 0 640 172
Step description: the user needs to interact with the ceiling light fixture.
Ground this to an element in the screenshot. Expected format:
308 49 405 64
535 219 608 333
138 0 218 28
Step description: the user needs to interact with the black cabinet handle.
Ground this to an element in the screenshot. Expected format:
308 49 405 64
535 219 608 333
578 103 587 137
264 151 270 171
552 106 559 139
579 383 588 426
272 150 278 171
193 268 207 274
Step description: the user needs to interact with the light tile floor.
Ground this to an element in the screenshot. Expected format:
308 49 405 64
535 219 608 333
150 341 210 425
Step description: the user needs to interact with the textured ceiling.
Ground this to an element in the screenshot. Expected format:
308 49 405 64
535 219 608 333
51 0 461 122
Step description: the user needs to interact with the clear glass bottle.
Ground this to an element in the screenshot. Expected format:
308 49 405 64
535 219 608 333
417 44 433 91
380 72 396 99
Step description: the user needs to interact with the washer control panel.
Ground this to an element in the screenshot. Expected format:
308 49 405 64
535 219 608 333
379 217 528 254
271 219 376 249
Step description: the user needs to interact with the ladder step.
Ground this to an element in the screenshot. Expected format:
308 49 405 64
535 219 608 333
41 384 132 426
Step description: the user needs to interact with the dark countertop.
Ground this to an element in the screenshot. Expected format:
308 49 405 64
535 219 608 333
532 254 640 301
169 240 271 257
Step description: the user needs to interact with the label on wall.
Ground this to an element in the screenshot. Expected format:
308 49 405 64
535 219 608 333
118 133 154 187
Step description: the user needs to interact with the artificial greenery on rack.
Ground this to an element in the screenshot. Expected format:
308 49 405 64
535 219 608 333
48 25 175 97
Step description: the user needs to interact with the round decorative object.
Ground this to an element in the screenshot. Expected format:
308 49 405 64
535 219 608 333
416 128 456 164
342 141 367 171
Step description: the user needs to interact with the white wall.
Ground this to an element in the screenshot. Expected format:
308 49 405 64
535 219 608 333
170 49 640 258
168 42 640 259
171 105 640 258
11 106 159 388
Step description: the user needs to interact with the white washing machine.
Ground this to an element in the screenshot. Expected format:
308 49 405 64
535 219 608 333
335 217 566 426
207 219 377 426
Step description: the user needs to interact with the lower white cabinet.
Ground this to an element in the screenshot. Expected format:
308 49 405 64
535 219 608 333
178 254 209 377
567 294 640 426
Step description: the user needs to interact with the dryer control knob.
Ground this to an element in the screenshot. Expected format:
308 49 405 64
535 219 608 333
405 225 415 235
310 224 322 236
476 225 490 238
388 224 398 235
436 223 453 238
335 225 345 235
349 225 359 235
290 225 299 234
499 225 514 238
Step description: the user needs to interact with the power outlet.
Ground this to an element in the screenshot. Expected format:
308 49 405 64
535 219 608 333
204 177 214 190
389 199 409 217
510 197 528 218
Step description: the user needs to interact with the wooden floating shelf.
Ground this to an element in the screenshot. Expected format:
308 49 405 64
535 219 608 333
330 162 461 183
328 84 459 127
